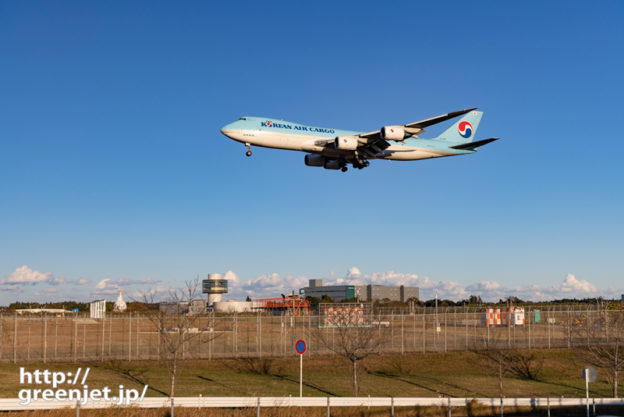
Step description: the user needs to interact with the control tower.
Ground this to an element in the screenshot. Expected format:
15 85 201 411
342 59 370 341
202 273 228 305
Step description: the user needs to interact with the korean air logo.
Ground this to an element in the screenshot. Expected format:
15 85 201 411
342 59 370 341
458 121 473 139
265 121 272 126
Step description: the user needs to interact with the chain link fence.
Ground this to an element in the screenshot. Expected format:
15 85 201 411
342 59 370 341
1 305 620 363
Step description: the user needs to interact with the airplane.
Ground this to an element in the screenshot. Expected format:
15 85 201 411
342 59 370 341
220 108 498 172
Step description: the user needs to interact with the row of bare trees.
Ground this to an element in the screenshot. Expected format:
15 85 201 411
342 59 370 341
139 280 624 398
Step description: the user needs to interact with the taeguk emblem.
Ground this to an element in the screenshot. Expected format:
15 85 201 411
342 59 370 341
458 121 473 139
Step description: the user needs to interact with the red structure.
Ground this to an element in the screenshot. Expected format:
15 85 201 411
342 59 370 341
254 295 310 315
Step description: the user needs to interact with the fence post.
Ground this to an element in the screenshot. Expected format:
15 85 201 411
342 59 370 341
444 308 447 353
401 313 404 354
109 317 112 358
605 307 609 343
391 396 395 417
448 397 452 417
43 316 47 363
76 399 80 417
128 313 132 361
567 306 571 348
73 319 77 363
391 312 394 351
101 316 105 361
547 397 550 417
256 397 260 417
422 312 426 353
27 323 30 361
136 314 139 359
13 313 17 364
528 308 531 350
170 397 174 417
413 312 416 350
327 397 330 417
547 308 551 349
465 307 468 350
0 315 3 361
233 314 237 357
55 317 58 360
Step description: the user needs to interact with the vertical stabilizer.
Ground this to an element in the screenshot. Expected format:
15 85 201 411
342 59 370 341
434 110 482 143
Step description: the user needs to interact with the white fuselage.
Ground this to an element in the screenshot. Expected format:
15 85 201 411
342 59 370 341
221 127 455 161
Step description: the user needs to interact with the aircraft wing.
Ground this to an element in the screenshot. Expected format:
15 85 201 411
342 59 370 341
356 107 477 158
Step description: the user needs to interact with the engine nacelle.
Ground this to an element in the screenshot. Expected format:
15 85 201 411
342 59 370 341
334 136 359 150
380 126 406 141
323 159 343 170
304 154 325 167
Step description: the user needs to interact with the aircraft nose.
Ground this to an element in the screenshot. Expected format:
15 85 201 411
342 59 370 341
220 122 235 137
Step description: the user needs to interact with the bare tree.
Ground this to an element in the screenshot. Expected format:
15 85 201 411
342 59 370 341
574 309 624 397
313 307 387 396
139 279 215 397
476 347 512 399
476 343 543 401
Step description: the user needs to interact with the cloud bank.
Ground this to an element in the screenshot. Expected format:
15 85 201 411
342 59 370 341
0 265 617 303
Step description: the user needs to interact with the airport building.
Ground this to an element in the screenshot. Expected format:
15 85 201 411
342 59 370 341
300 279 419 302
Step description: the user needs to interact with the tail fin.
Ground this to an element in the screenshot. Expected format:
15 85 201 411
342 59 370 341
434 110 482 143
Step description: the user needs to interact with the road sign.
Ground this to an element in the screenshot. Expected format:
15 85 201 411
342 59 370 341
582 366 597 417
295 339 306 355
295 339 306 397
583 366 597 382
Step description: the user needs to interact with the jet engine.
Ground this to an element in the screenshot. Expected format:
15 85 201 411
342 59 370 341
323 159 343 170
334 136 358 150
304 154 325 167
380 126 406 141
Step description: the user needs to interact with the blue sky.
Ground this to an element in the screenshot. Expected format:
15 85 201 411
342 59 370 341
1 1 623 303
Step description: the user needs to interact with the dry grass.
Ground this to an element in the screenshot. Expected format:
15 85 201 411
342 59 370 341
0 349 612 398
0 349 622 417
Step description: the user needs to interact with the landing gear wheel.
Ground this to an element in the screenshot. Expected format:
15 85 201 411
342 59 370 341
246 150 252 157
245 143 252 157
363 160 370 167
341 166 348 172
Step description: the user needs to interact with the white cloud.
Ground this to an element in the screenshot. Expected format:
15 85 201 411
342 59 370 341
219 268 613 303
346 266 362 280
2 265 52 285
95 278 110 290
556 273 596 294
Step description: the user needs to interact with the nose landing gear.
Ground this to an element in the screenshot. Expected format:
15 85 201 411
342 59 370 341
245 143 252 157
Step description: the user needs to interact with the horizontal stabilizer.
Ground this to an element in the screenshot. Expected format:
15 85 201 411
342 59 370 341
450 137 499 150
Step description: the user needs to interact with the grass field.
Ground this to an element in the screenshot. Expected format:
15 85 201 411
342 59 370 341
0 349 618 399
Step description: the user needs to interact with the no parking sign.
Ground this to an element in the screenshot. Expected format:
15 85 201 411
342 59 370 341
295 339 306 397
295 339 306 355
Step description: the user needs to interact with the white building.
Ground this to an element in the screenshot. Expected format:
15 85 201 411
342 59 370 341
113 289 127 312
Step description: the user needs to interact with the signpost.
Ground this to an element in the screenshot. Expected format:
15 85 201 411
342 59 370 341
582 366 596 417
295 339 306 397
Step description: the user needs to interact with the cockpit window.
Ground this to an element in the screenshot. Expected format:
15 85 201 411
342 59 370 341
239 117 247 120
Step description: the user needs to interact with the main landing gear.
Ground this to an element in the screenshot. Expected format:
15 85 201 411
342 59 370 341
352 159 370 170
341 166 348 172
245 143 252 157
